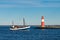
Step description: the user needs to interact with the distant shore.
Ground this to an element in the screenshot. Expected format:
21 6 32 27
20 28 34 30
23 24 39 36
0 25 60 28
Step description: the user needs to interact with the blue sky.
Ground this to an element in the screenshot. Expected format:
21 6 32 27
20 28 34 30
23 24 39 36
0 0 60 25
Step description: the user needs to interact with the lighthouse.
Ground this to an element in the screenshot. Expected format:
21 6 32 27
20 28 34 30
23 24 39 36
41 16 45 28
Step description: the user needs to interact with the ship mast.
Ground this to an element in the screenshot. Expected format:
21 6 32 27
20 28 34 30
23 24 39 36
12 20 14 28
23 18 25 27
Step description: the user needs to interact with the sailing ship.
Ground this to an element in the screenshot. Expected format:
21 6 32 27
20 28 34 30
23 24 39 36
10 18 30 30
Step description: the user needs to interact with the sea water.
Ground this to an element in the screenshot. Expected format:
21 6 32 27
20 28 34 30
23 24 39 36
0 26 60 40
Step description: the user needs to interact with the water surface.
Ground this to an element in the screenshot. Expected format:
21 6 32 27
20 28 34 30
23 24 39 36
0 26 60 40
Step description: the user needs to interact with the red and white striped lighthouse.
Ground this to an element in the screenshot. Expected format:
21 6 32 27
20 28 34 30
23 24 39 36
41 16 45 28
